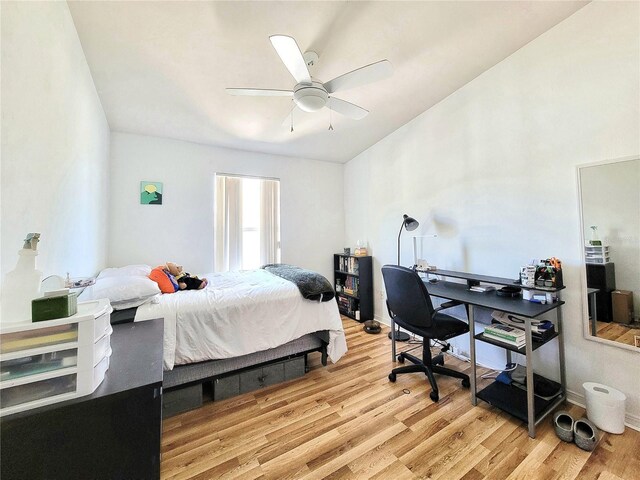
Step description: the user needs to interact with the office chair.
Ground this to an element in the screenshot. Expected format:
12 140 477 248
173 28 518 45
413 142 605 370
381 265 470 402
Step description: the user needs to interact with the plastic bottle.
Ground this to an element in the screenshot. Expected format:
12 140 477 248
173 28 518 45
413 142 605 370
1 236 43 324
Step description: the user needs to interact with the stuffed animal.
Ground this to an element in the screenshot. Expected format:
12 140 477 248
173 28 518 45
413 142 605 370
165 262 208 290
148 262 208 293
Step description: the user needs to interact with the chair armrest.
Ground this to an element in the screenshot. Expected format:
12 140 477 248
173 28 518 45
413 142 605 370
432 300 462 315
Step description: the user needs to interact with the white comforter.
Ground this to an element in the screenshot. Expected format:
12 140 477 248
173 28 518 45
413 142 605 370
134 269 347 371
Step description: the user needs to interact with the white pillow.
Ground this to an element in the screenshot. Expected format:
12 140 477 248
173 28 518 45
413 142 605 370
79 275 160 309
97 265 152 279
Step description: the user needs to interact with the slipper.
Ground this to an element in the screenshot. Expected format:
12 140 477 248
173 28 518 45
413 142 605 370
574 417 599 451
553 410 574 442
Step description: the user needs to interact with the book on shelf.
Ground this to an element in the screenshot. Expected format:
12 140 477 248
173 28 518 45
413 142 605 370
482 331 526 348
484 324 525 341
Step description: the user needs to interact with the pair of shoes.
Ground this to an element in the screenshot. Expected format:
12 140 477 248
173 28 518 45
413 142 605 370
553 411 599 451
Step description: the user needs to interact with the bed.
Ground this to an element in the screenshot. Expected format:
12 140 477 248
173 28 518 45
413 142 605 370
80 266 347 412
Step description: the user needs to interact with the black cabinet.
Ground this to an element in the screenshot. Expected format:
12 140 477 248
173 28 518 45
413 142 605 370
334 254 373 321
586 263 616 322
1 319 164 480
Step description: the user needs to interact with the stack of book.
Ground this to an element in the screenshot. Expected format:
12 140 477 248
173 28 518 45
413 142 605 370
483 324 525 348
491 311 555 342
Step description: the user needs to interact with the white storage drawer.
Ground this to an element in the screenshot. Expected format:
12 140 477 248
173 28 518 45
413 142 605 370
0 373 77 409
1 348 78 381
0 299 113 416
0 323 78 354
585 245 610 264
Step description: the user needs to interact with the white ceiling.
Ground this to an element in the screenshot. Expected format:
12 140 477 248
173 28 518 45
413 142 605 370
68 1 587 163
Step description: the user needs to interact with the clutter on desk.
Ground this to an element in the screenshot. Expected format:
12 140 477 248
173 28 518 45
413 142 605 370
496 286 521 298
64 273 96 289
470 285 496 293
491 310 555 342
519 257 563 291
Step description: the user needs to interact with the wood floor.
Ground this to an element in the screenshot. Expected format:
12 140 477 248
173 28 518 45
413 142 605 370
161 317 640 480
595 321 640 348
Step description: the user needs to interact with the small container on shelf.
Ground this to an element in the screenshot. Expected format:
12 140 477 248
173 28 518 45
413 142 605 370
584 245 610 264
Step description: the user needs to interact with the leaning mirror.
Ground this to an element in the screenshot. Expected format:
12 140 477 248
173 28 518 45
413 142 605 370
577 157 640 351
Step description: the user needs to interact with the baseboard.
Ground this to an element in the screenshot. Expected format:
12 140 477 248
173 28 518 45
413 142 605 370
374 315 640 432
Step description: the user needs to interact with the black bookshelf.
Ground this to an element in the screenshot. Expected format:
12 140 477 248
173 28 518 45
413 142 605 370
334 254 373 322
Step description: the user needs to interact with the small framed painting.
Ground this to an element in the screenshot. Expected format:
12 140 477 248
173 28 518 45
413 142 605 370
140 181 163 205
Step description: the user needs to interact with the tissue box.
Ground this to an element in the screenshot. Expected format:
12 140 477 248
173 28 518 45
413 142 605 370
32 293 78 322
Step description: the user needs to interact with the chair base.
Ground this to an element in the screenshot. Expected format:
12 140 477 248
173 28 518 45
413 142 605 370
389 349 470 402
388 331 411 342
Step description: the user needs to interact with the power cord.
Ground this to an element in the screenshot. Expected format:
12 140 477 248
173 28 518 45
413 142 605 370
481 362 518 379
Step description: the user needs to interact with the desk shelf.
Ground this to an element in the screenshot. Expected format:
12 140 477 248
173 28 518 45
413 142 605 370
474 331 559 354
476 381 564 425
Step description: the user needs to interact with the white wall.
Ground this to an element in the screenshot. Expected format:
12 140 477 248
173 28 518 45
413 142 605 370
108 132 344 280
344 2 640 424
1 2 110 287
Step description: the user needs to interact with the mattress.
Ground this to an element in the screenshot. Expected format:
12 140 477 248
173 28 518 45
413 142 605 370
135 269 347 371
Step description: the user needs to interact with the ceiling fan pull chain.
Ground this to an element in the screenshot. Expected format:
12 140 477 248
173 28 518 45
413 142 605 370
290 103 294 133
328 101 334 131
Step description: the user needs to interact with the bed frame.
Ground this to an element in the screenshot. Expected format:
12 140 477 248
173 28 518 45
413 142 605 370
163 331 329 389
161 331 329 416
110 308 330 416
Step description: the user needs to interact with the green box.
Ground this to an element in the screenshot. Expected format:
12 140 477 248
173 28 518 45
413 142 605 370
32 294 78 322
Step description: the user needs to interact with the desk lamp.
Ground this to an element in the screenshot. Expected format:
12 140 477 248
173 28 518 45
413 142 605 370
389 214 419 341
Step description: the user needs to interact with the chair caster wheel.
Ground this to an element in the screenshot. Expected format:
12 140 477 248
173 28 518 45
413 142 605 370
435 356 444 366
397 355 405 364
430 391 439 402
462 378 470 388
388 373 396 382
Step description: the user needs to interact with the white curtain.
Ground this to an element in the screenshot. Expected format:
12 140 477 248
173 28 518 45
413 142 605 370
214 175 243 272
260 179 280 265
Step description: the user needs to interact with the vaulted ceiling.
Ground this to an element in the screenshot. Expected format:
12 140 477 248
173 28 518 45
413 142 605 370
68 1 587 163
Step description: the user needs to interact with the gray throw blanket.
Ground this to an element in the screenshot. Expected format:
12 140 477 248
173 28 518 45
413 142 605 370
262 264 335 302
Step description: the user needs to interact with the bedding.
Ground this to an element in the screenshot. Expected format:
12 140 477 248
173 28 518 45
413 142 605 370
134 269 347 371
262 264 335 301
79 275 160 310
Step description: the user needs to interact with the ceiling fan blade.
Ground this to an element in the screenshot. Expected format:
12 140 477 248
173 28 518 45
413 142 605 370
327 97 368 120
324 60 393 94
269 35 311 84
226 88 293 97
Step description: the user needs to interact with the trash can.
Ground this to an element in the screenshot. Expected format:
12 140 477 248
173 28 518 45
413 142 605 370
583 382 626 434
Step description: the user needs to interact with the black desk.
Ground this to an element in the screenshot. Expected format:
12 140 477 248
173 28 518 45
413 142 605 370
1 319 164 479
390 270 566 438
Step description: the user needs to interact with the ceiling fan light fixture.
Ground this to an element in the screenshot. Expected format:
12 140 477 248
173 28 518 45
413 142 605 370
293 83 328 112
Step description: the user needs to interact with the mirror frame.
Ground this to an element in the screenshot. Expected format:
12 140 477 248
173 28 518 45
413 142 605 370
576 154 640 353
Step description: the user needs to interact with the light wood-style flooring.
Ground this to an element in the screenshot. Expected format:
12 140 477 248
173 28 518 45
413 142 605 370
596 320 640 348
161 317 640 479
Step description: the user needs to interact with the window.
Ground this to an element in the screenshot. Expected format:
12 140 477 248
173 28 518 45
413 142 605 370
214 174 280 271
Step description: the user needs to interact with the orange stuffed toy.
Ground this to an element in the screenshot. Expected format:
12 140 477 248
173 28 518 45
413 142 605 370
165 262 208 291
148 262 207 293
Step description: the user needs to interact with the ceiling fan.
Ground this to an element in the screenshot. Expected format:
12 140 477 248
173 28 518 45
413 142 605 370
226 35 393 124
